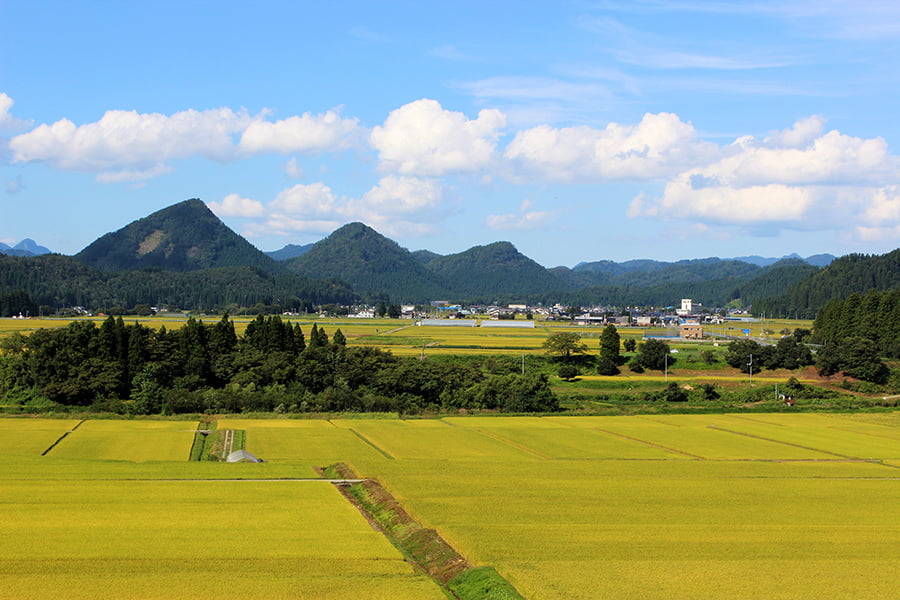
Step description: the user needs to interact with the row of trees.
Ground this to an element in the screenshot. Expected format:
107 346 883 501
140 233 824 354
0 315 558 414
543 326 676 377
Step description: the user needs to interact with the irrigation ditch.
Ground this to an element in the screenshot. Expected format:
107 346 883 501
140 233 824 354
321 462 526 600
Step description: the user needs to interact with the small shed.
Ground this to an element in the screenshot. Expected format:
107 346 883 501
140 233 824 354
226 449 263 463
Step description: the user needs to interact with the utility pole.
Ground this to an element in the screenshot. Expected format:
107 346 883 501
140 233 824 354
748 353 754 385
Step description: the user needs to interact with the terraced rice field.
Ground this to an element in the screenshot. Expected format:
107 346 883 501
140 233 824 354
2 413 898 599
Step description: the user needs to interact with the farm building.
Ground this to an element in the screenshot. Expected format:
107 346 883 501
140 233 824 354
680 323 703 339
418 319 476 327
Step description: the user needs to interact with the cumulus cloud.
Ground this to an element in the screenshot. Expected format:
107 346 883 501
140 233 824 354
486 199 558 231
239 109 362 155
505 112 717 182
269 182 340 218
208 193 266 218
7 103 359 181
370 99 506 176
10 107 252 171
629 117 900 235
246 176 445 239
0 93 32 132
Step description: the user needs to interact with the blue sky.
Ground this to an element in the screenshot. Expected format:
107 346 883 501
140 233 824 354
2 1 900 267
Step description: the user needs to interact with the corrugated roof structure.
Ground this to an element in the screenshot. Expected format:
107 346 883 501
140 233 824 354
418 319 476 327
226 449 263 463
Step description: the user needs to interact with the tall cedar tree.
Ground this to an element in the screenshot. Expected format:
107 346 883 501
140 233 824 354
597 324 621 375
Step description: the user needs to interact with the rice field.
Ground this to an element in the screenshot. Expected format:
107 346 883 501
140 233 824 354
0 475 444 600
0 418 81 456
1 413 897 599
44 419 200 462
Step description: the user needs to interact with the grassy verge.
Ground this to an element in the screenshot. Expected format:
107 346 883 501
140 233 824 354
448 567 526 600
324 463 525 599
188 419 215 461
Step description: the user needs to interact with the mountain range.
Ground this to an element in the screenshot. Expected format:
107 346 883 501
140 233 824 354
2 198 894 316
0 239 52 257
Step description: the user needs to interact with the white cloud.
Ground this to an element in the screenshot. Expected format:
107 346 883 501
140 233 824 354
208 193 266 218
505 112 716 182
10 107 252 171
0 93 32 132
370 99 506 176
486 199 558 231
239 109 362 155
763 115 826 148
629 118 900 236
95 164 174 184
283 157 305 179
243 176 445 239
270 182 340 217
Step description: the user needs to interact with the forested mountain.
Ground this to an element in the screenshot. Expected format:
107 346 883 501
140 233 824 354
283 222 452 302
266 243 315 261
0 253 357 312
541 259 819 308
76 199 281 274
285 226 571 302
426 242 571 299
728 253 835 267
411 249 442 265
3 198 883 313
754 249 900 318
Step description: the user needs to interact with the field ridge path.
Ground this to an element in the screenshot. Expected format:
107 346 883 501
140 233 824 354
41 419 85 456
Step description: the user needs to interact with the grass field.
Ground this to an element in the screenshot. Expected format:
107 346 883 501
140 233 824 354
1 413 898 599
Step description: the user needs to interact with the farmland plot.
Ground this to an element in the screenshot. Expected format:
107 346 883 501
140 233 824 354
0 418 81 456
355 455 900 600
217 418 388 463
331 418 537 460
0 473 444 600
45 419 199 462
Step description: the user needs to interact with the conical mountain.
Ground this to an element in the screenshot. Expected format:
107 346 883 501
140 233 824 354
426 241 571 297
75 199 280 273
283 222 451 301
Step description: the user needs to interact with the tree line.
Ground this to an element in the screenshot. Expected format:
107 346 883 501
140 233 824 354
0 315 558 415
